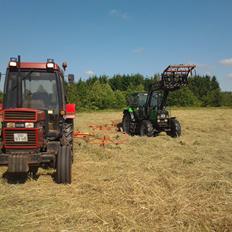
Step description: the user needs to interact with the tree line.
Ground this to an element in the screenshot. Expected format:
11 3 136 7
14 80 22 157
65 74 231 110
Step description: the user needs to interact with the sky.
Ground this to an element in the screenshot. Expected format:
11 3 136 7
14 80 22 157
0 0 232 91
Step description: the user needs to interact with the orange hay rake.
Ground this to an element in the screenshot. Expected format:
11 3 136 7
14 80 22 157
88 120 120 131
73 121 128 147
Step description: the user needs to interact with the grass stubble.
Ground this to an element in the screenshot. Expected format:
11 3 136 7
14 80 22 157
0 108 231 231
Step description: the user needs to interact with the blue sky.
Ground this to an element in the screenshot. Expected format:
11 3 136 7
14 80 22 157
0 0 232 90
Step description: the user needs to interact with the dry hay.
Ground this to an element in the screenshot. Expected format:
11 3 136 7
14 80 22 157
0 108 232 231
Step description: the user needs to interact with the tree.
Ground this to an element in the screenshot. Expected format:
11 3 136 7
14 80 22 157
87 81 116 109
66 73 228 111
113 91 126 108
168 87 201 106
204 89 222 107
221 92 232 106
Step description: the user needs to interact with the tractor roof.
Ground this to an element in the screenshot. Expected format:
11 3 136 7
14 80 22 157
10 62 62 72
130 92 147 96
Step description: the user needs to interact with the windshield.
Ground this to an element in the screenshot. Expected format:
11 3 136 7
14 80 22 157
128 93 147 107
137 93 148 106
4 71 59 112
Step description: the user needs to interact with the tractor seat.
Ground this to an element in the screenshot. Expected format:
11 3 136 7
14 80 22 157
22 99 46 109
32 92 49 108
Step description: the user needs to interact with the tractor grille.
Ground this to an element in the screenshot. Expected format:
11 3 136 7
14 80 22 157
4 129 37 147
4 111 36 121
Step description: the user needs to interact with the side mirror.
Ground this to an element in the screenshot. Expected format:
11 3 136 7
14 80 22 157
62 62 67 71
68 74 74 83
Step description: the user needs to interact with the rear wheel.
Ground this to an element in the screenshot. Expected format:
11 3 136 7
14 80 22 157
140 120 153 137
168 118 181 137
63 122 73 151
56 145 72 184
122 113 132 135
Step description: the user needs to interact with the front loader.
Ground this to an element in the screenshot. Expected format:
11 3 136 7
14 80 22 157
122 64 196 137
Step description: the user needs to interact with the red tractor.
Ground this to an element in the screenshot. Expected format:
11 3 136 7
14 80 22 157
0 56 75 184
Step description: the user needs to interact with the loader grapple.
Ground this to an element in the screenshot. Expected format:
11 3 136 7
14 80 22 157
161 64 196 91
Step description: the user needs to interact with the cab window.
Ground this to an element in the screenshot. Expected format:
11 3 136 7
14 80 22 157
150 92 158 108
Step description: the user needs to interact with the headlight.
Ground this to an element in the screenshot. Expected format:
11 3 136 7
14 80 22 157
157 119 160 123
46 59 55 69
9 61 17 67
160 114 166 118
164 119 168 122
6 122 15 128
25 122 34 128
46 62 54 68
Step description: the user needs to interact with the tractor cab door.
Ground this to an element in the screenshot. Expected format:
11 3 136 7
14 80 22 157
147 92 159 124
137 93 148 121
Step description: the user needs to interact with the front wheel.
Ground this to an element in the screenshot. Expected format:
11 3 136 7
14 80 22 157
56 145 72 184
28 166 39 177
167 118 181 138
140 120 153 137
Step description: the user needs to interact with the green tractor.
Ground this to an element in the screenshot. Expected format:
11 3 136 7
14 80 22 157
122 64 196 137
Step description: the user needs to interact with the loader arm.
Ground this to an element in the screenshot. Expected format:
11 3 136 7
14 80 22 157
148 64 196 111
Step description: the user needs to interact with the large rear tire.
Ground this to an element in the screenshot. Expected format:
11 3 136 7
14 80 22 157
140 120 153 137
63 122 73 151
168 118 181 138
56 145 72 184
122 113 132 135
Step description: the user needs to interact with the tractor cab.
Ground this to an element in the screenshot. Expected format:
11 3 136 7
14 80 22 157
0 56 75 184
3 58 73 139
146 91 169 127
126 91 165 124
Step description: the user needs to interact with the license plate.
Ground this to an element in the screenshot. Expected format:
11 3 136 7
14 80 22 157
14 133 28 142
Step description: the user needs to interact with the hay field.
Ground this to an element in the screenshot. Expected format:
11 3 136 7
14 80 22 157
0 108 232 231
